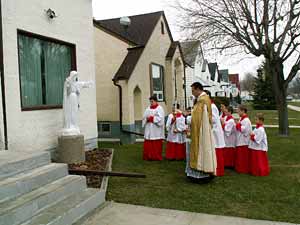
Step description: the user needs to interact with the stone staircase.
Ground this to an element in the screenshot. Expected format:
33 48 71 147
0 150 105 225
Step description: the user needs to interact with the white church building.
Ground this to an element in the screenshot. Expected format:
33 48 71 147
0 0 98 154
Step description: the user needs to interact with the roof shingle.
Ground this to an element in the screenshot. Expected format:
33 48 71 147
180 40 201 67
113 46 144 81
94 11 163 46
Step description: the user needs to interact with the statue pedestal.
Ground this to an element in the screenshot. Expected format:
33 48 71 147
58 134 85 163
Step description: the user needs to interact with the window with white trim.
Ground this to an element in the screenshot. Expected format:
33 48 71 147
150 63 165 101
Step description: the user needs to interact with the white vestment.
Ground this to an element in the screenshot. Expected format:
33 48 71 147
223 117 236 148
236 117 252 147
142 105 165 140
166 113 186 144
249 127 268 151
211 103 225 148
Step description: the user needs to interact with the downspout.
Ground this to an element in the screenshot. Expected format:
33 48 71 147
0 0 8 150
183 65 187 109
112 79 144 137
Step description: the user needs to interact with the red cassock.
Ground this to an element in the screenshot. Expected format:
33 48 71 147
248 149 270 176
142 104 165 161
165 112 186 160
235 115 252 174
222 115 236 168
223 147 236 168
143 139 163 161
165 142 186 160
215 148 225 176
248 125 270 176
235 145 250 173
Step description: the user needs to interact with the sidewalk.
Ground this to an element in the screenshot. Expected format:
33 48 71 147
78 202 297 225
263 125 300 128
288 105 300 112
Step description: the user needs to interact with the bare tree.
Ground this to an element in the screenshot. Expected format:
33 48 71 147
240 72 256 92
176 0 300 136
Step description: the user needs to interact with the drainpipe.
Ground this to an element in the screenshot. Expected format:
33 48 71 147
183 65 187 109
0 0 8 150
112 79 144 137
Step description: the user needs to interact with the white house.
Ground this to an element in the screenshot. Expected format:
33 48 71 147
181 40 210 107
181 40 235 107
0 0 98 155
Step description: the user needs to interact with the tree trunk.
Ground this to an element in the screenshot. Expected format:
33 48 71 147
268 60 289 136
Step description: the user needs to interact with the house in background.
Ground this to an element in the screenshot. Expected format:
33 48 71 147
181 40 204 108
94 11 185 144
0 0 98 154
218 69 235 98
229 73 241 91
181 40 237 107
207 62 222 95
229 73 241 98
181 40 219 107
218 69 232 97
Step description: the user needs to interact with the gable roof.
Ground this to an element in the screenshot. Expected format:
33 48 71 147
94 11 176 81
180 40 201 67
94 11 164 46
166 41 187 66
113 46 145 80
166 41 178 59
208 63 218 81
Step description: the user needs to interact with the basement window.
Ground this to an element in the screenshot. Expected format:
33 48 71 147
101 123 111 134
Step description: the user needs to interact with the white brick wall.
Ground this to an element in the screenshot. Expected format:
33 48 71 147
1 0 97 152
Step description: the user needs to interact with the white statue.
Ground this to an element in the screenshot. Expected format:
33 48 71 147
62 71 93 136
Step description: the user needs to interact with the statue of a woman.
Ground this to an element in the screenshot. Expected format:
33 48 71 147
62 71 93 136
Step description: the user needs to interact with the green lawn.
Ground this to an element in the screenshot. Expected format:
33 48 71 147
289 102 300 107
101 128 300 224
242 104 300 126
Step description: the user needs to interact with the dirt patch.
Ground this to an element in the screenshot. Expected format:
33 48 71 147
68 148 112 188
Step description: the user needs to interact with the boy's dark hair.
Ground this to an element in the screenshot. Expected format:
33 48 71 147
191 82 203 91
205 90 212 98
256 113 265 122
186 107 192 111
238 104 248 113
227 106 234 114
149 95 158 101
221 103 229 107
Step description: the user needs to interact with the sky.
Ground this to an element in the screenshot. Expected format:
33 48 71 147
92 0 263 80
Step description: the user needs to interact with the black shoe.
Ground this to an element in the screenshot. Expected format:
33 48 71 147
187 175 214 184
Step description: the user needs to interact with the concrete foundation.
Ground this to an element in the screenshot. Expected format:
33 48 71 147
58 134 85 163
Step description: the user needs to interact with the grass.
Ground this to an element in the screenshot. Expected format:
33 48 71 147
242 103 300 126
101 128 300 224
247 109 300 126
289 102 300 107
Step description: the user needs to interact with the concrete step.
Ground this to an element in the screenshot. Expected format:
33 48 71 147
0 151 51 181
0 175 87 225
0 163 68 203
21 188 105 225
